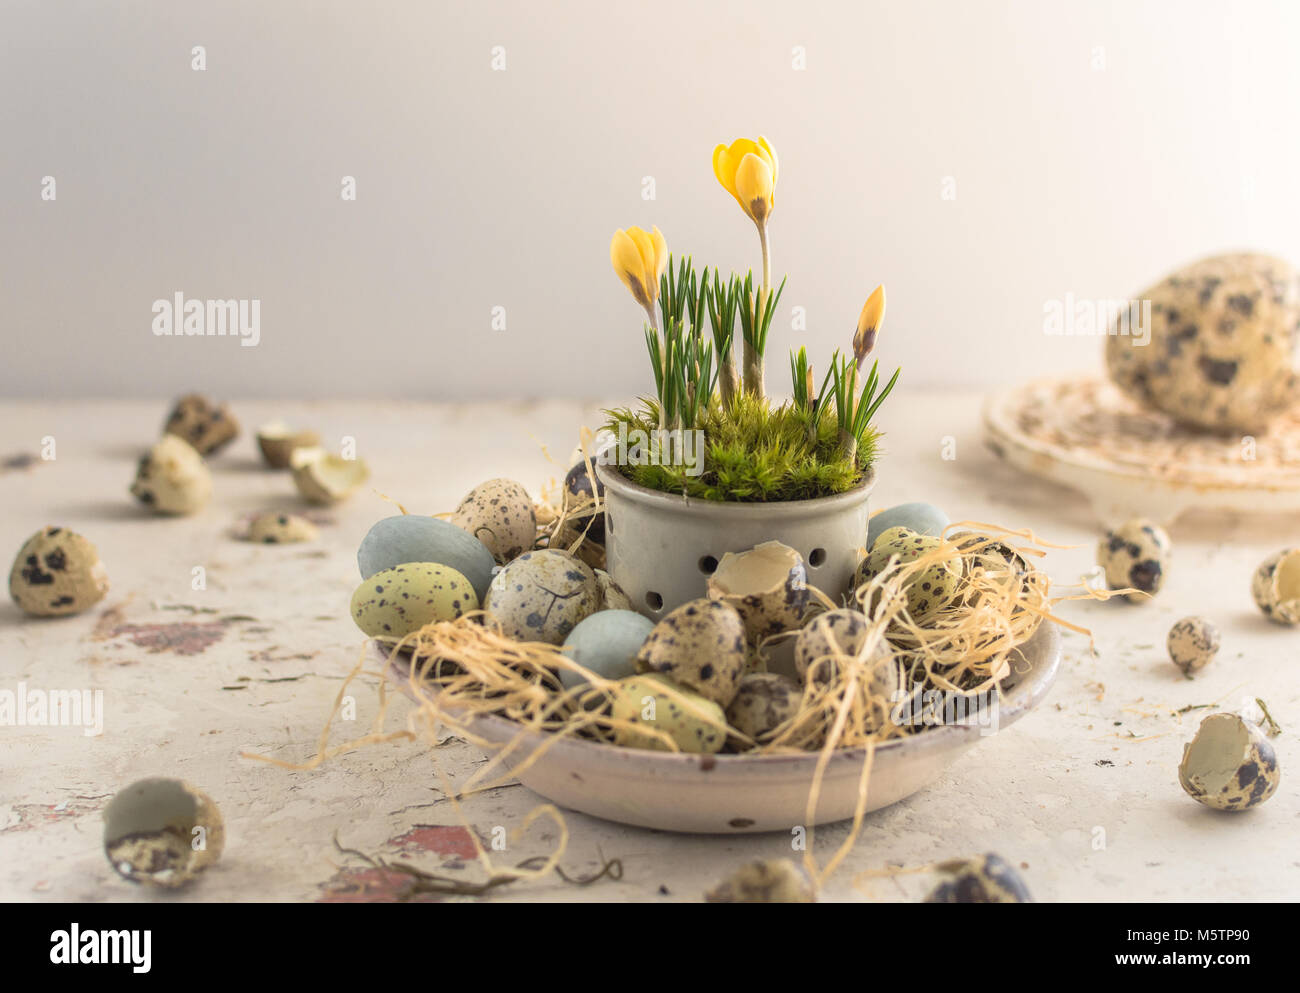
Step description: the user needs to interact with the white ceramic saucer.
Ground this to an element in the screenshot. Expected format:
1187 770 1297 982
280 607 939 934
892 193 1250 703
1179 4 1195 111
377 621 1061 834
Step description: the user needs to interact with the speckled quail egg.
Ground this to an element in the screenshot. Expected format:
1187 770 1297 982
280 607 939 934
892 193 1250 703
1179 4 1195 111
925 853 1032 903
855 526 963 620
790 605 904 696
357 514 496 601
605 673 727 753
1179 712 1280 811
867 501 949 548
635 598 748 708
246 512 318 544
255 421 320 469
594 569 632 611
1251 548 1300 625
563 459 605 543
1097 518 1170 600
130 435 212 515
8 526 110 617
559 609 654 690
726 672 803 743
707 541 809 643
163 394 239 456
350 563 478 639
953 532 1032 599
291 447 370 505
1167 616 1220 677
451 478 537 563
103 778 224 888
1105 253 1300 432
484 549 601 645
705 859 816 903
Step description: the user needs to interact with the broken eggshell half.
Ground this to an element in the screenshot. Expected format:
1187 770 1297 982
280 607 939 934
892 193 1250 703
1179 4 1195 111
705 858 816 903
1251 548 1300 625
291 447 370 505
256 421 321 469
8 526 110 617
246 511 319 544
1178 712 1280 811
130 435 212 516
706 540 809 643
102 778 225 888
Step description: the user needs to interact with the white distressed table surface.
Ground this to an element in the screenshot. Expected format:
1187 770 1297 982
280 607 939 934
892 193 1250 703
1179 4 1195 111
1 396 1297 903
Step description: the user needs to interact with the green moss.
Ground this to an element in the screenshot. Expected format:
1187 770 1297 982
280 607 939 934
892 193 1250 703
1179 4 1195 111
602 394 879 502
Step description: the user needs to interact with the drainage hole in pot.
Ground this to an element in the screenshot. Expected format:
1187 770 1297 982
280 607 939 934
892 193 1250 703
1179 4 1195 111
808 547 827 567
698 555 718 575
644 591 663 611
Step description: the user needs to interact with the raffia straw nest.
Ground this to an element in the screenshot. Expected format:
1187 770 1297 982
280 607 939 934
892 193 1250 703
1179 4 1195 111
388 522 1079 768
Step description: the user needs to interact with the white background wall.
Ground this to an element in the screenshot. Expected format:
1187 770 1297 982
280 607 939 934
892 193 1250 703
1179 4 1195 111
3 0 1299 401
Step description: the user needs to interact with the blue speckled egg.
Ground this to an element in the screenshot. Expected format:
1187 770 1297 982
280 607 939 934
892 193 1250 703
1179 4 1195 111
560 609 654 689
867 502 950 549
357 515 496 601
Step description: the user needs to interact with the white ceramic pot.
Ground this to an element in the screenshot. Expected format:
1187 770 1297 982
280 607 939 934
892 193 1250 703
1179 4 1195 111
596 464 875 618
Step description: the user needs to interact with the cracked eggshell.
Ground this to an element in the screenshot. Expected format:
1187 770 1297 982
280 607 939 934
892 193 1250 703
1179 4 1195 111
707 541 809 643
705 859 816 903
1105 253 1300 432
1179 712 1280 811
606 673 727 753
1167 616 1220 677
291 447 370 505
350 563 478 639
1251 548 1300 625
725 672 803 744
450 478 537 563
103 778 224 888
130 435 212 515
163 393 239 456
635 598 748 708
357 514 496 601
246 512 318 544
256 421 320 469
1098 518 1170 600
855 526 963 620
925 854 1032 903
560 609 654 690
8 526 110 617
484 549 600 645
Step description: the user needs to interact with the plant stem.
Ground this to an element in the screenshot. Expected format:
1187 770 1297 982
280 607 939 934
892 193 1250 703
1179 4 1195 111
743 222 772 399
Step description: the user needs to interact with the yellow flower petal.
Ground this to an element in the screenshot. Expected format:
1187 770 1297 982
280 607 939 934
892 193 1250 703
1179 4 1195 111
735 152 775 224
626 226 659 301
757 136 778 185
650 225 668 288
610 229 650 310
854 284 886 362
713 138 762 206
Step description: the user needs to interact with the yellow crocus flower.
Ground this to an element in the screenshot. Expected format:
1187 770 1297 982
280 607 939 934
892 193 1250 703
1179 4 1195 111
853 284 886 367
610 225 668 324
712 136 779 224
